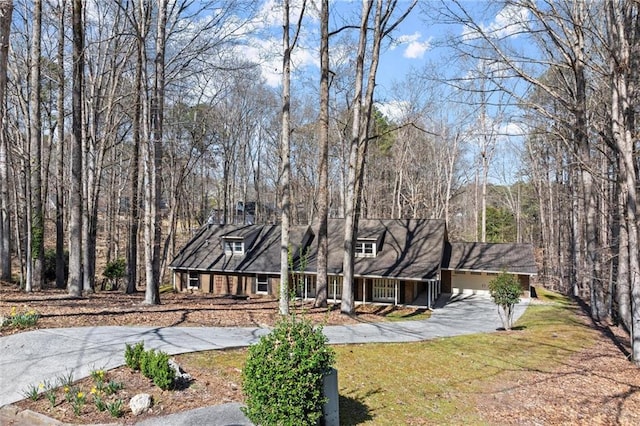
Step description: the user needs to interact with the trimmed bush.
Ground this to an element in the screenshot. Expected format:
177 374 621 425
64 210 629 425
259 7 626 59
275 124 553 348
489 271 522 330
124 342 175 390
139 349 175 391
242 316 335 425
124 342 145 371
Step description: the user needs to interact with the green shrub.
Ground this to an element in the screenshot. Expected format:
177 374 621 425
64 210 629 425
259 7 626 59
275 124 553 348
488 271 522 330
125 342 175 390
44 248 68 283
242 316 335 425
103 258 126 280
103 258 126 290
139 349 175 391
124 342 145 370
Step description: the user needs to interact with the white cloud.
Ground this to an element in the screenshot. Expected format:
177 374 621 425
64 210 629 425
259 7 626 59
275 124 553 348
462 4 530 41
376 100 411 123
489 5 529 38
391 32 431 59
394 32 421 46
404 40 431 59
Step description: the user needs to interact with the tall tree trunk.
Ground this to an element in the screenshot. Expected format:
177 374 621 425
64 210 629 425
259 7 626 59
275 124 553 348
0 0 12 283
127 37 144 295
341 0 372 315
144 0 167 305
607 0 640 363
55 0 65 289
343 0 416 313
314 0 329 308
125 0 149 295
279 0 293 316
28 0 43 292
572 2 605 321
68 0 83 297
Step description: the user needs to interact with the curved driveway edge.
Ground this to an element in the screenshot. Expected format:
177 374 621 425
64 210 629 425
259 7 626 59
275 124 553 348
0 294 529 409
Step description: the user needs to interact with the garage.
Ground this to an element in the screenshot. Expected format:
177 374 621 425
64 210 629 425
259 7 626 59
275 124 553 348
450 271 497 295
440 242 537 296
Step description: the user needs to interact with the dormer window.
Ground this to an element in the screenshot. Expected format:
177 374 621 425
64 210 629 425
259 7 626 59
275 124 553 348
223 238 244 255
355 240 376 257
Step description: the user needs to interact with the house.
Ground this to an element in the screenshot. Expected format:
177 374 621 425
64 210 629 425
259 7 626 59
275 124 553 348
169 218 537 308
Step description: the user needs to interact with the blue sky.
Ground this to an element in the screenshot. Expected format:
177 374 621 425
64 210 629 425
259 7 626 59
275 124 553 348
240 0 530 183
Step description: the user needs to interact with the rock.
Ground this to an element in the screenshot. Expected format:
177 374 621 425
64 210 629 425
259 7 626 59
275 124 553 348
169 358 192 387
129 393 152 416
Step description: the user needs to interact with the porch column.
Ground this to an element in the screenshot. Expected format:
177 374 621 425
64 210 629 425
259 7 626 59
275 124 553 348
363 279 366 305
332 277 337 303
394 280 398 305
427 280 432 309
304 275 308 300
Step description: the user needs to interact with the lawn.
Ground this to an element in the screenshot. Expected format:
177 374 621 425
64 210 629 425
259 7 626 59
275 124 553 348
177 289 634 425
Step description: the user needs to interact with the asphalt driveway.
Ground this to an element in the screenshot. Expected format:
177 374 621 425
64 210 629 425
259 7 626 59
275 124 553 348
0 293 529 423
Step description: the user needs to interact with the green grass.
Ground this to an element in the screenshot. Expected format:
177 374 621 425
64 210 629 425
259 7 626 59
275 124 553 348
178 290 596 425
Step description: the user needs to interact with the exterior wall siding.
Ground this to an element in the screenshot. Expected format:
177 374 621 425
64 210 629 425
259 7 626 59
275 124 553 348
201 274 212 293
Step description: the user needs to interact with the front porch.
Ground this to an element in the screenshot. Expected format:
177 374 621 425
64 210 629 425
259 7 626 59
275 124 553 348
293 274 442 309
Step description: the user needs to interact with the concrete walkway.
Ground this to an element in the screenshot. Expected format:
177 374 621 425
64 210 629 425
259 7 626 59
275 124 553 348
0 294 529 424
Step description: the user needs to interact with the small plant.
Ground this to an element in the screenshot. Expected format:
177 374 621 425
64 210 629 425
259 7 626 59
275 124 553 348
140 349 175 390
45 389 57 407
104 380 124 395
106 399 124 418
124 342 145 370
71 389 86 415
488 270 522 330
41 380 56 407
242 315 335 425
63 386 73 403
3 307 39 329
22 383 43 401
90 369 106 386
57 370 75 388
94 394 106 412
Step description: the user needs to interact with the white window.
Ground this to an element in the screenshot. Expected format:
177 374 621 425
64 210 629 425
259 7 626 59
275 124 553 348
188 272 200 289
256 275 268 294
355 241 376 257
224 239 244 255
372 279 395 301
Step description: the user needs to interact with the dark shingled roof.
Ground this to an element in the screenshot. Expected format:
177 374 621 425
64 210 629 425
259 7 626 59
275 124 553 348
169 224 283 274
170 219 447 281
170 220 536 279
441 242 537 275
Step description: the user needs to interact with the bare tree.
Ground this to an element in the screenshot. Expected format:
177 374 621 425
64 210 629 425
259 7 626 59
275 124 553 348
605 0 640 363
143 0 168 305
314 0 329 308
0 0 12 283
341 0 416 314
54 0 65 289
27 0 44 292
68 0 83 297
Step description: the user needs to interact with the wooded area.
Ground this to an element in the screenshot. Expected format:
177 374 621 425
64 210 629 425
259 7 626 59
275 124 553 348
0 0 638 360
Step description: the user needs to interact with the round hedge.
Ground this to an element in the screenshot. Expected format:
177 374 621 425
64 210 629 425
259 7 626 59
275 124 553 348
242 315 335 425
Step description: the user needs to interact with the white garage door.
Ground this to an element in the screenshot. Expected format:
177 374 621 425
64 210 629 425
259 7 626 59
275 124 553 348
451 271 498 295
